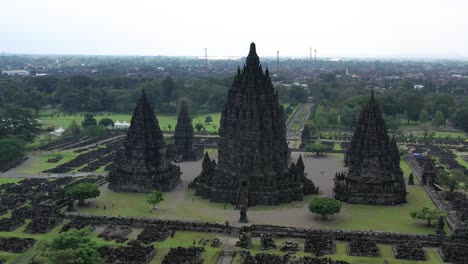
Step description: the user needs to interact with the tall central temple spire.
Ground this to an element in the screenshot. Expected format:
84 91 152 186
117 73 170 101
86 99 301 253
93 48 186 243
335 91 406 205
192 43 317 206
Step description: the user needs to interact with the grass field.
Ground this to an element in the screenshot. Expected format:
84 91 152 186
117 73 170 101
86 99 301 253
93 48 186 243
454 150 468 169
0 178 23 185
232 240 442 264
150 231 221 264
37 108 221 132
16 150 82 174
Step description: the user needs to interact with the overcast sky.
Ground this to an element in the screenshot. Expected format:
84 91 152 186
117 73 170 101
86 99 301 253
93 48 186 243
1 0 468 58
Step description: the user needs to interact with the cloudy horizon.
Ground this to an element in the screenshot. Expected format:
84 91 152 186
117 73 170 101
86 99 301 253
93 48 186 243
1 0 468 59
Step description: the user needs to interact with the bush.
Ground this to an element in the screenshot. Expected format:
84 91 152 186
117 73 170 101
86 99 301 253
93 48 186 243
98 118 114 127
308 197 342 220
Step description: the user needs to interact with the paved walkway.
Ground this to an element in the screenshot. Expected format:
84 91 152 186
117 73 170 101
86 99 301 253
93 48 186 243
286 103 313 140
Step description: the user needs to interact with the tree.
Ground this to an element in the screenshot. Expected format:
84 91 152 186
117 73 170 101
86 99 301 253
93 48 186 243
84 125 105 138
305 141 330 156
409 207 445 226
195 122 204 132
0 104 40 141
65 183 100 206
433 111 445 127
205 115 213 125
81 114 97 128
304 120 318 137
419 109 430 123
98 118 114 127
0 137 25 163
340 105 360 128
453 107 468 132
285 106 294 116
64 120 82 138
161 76 175 102
38 227 104 264
327 108 339 125
308 197 342 220
147 190 164 210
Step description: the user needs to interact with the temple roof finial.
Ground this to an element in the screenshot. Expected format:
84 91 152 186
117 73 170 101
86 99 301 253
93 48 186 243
246 42 259 68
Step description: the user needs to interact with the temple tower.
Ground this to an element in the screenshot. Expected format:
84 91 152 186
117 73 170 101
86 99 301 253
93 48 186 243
109 90 181 192
173 101 203 161
334 91 406 205
192 43 317 206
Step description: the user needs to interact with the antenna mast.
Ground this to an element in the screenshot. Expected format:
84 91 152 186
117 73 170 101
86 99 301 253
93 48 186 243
276 51 279 75
205 48 208 71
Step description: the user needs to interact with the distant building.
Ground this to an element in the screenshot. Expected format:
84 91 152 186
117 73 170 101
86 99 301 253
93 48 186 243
414 85 424 90
2 70 30 76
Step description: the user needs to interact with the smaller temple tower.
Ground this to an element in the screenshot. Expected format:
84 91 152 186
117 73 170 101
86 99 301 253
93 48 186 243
334 91 406 205
421 156 437 186
109 90 181 192
173 101 203 161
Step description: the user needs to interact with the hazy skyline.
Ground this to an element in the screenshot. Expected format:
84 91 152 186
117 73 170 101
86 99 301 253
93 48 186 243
2 0 468 58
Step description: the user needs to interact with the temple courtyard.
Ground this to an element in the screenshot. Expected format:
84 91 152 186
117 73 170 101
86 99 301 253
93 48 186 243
77 151 442 235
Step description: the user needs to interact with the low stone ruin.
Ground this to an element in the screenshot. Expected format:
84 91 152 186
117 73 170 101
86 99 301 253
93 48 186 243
210 238 221 247
137 225 171 243
0 217 25 232
291 256 350 264
161 246 205 264
241 251 288 264
280 241 299 251
260 233 276 250
235 231 252 249
440 243 468 264
196 238 221 247
241 252 350 264
47 156 63 163
348 238 380 257
60 220 95 233
25 217 63 234
99 240 155 264
99 225 133 243
304 235 334 256
393 241 426 261
0 237 36 253
12 204 61 220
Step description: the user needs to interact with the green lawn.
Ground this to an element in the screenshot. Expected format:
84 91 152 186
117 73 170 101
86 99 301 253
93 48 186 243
454 150 468 169
333 143 343 151
150 231 221 264
36 109 221 132
316 159 444 234
16 150 82 174
0 178 23 185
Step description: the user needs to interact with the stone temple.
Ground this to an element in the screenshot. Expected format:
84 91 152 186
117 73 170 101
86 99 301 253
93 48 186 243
192 43 318 207
173 101 203 161
334 91 406 205
109 90 181 192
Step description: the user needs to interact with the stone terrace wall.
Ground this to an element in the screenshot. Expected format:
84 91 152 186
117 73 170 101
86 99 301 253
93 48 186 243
405 154 459 229
248 225 448 247
65 213 232 234
64 213 468 248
